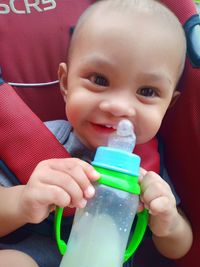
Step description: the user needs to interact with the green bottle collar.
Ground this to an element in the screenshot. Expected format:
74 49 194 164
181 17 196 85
94 166 140 195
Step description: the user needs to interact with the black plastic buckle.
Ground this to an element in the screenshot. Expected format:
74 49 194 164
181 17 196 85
184 14 200 68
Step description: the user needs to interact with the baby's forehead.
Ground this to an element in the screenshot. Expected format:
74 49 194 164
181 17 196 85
73 8 179 50
74 1 181 39
69 0 185 77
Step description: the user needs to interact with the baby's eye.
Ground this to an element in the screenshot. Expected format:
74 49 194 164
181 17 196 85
137 87 158 97
90 74 109 87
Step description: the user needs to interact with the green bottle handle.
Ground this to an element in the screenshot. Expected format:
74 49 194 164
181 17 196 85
55 207 67 256
55 207 148 262
124 208 148 261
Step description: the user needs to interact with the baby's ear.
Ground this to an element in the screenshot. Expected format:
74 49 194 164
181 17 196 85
169 90 180 109
58 63 68 102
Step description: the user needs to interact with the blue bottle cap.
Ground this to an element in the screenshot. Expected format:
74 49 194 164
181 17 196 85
92 146 141 176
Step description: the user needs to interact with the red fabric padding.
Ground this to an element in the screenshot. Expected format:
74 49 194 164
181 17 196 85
163 0 196 24
0 1 195 264
161 62 200 267
0 82 76 217
0 83 70 182
135 138 160 174
0 0 95 217
13 84 66 122
0 0 95 121
161 1 200 266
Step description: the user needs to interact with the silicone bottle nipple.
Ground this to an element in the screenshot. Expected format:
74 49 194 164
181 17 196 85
107 119 136 153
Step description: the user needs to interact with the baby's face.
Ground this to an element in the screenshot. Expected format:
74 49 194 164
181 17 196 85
63 11 181 150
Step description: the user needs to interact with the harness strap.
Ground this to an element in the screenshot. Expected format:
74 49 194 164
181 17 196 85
0 82 70 182
0 82 75 216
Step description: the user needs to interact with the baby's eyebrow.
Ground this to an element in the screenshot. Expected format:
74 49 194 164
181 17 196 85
139 72 172 87
81 54 116 69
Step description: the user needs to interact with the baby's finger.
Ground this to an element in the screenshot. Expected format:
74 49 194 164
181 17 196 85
49 158 100 181
24 184 71 223
142 179 170 207
44 158 99 200
139 167 147 182
149 196 171 215
34 167 87 208
78 160 100 181
137 200 145 212
65 163 96 199
43 185 71 208
140 171 171 194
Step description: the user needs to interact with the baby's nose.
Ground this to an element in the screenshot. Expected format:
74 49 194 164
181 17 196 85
99 100 136 117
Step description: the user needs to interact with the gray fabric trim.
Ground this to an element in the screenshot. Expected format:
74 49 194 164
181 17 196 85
0 170 13 187
44 120 72 145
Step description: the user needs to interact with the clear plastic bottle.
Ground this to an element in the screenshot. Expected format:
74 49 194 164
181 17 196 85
55 119 148 267
107 119 136 152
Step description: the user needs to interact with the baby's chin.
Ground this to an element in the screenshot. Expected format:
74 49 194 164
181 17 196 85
136 135 156 145
89 141 108 151
76 136 101 151
86 140 108 151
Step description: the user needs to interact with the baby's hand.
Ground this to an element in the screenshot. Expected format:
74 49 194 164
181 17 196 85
19 158 100 224
139 168 178 237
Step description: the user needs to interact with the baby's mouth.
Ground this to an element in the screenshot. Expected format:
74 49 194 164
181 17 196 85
91 123 117 133
104 124 117 130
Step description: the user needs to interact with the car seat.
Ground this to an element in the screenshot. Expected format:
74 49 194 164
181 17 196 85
0 0 160 211
0 0 96 216
135 1 200 266
160 0 200 267
0 0 198 266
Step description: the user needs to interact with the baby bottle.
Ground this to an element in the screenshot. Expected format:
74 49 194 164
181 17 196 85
55 119 148 267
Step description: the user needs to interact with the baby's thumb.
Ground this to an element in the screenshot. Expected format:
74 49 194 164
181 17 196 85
139 167 147 182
